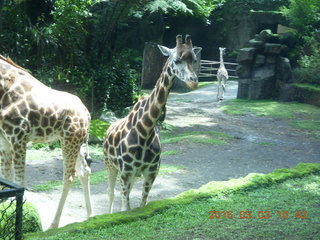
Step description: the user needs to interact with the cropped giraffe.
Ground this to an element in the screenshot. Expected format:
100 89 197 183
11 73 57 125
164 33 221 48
0 55 93 228
103 35 201 212
217 47 229 101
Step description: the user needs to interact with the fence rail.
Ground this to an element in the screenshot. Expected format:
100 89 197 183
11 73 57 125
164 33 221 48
0 178 25 240
199 59 238 78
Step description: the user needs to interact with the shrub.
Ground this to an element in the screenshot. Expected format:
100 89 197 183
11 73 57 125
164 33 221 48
0 201 42 236
293 36 320 85
89 119 111 143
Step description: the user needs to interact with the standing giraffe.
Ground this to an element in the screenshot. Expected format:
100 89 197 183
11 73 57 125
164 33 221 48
103 35 201 213
0 55 93 228
216 47 229 101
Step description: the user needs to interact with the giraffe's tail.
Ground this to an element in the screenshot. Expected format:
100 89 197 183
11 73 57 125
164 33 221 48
84 135 92 167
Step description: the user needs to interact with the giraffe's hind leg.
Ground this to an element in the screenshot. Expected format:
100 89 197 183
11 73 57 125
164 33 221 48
106 163 118 213
50 141 76 228
0 132 13 181
76 143 93 218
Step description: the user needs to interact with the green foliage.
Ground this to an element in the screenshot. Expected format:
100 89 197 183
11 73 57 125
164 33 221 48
280 0 320 33
0 201 42 236
89 119 110 142
224 0 290 15
293 36 320 85
144 0 224 17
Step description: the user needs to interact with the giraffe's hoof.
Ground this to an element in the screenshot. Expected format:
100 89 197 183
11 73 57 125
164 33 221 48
49 223 59 229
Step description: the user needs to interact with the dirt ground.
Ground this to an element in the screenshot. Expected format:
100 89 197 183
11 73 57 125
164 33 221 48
24 81 320 230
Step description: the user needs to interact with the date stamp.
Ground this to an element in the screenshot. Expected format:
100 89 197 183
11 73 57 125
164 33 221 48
208 210 308 220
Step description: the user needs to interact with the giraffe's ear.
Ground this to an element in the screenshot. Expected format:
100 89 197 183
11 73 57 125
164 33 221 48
193 47 202 56
158 45 174 57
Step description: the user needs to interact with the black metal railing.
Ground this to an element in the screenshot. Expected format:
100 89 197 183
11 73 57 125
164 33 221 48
0 178 25 240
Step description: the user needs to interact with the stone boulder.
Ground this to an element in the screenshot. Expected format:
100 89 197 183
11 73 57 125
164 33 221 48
236 29 294 100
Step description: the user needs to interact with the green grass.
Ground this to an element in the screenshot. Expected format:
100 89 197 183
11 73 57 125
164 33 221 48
258 141 275 146
26 163 320 240
197 81 213 89
293 83 320 93
222 99 320 119
290 120 320 131
161 150 181 156
222 99 320 139
32 164 184 192
161 130 232 145
26 148 62 161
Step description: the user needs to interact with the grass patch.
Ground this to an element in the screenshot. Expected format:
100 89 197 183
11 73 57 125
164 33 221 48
197 81 213 89
26 148 62 161
26 163 320 240
161 130 232 145
290 120 320 131
161 150 181 156
88 145 104 161
32 164 184 192
222 99 320 136
258 141 275 146
222 99 320 118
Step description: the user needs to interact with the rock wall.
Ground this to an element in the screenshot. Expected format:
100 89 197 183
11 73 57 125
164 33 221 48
236 29 293 100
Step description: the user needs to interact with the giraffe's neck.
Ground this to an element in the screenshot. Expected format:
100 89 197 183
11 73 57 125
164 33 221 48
219 51 225 68
134 59 175 136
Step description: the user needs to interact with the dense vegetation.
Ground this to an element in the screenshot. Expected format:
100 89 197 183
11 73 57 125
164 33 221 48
0 0 318 117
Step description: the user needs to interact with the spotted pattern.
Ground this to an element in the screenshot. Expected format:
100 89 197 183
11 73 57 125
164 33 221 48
0 56 93 228
103 35 199 213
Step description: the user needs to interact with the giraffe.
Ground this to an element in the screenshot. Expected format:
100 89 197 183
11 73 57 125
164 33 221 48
216 47 229 101
103 35 201 213
0 55 93 228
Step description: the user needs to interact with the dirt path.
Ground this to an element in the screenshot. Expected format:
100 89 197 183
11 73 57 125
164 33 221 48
24 81 320 230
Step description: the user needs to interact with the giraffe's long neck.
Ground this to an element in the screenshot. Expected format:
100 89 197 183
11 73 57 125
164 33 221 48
219 51 225 68
134 59 175 136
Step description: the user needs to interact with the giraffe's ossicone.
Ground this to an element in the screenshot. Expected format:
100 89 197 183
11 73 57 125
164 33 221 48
0 55 93 228
103 35 201 213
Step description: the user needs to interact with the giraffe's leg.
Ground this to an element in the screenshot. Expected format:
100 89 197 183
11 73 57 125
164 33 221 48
50 141 78 228
0 133 13 181
217 79 221 101
12 141 27 186
106 164 118 213
76 143 93 219
140 166 159 207
120 172 135 211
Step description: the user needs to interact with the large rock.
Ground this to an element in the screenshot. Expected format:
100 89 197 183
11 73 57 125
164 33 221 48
237 48 256 63
264 43 283 55
254 54 265 67
277 57 293 83
236 64 251 78
237 78 250 99
249 65 276 99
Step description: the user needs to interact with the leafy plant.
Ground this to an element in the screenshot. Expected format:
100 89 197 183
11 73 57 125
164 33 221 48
89 119 110 142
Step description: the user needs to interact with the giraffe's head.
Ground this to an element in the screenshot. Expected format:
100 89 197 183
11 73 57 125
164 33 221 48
219 47 226 54
158 35 201 89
